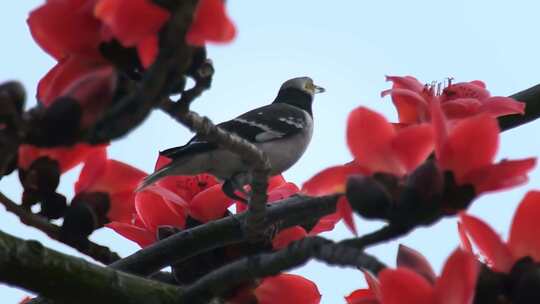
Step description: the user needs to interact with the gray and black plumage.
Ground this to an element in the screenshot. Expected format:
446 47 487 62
137 77 324 200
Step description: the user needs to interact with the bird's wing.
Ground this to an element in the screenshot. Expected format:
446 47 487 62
218 103 309 143
160 104 309 160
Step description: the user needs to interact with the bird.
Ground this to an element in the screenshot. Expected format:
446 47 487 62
137 76 325 200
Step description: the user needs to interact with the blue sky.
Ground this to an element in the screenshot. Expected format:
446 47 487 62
1 1 540 303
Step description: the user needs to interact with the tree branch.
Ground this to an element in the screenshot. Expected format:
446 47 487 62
110 194 340 276
499 84 540 131
0 192 120 264
182 236 386 304
0 229 183 304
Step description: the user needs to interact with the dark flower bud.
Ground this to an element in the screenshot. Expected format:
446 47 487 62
157 226 181 241
61 203 95 249
39 192 67 220
0 81 25 115
441 171 476 213
20 157 60 193
346 174 392 220
511 257 540 303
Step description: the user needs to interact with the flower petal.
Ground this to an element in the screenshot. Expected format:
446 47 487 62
37 55 108 105
345 289 379 304
461 158 536 193
74 148 108 193
308 212 341 235
255 274 321 304
135 190 185 234
107 191 136 223
442 82 490 101
94 0 169 46
379 268 434 304
268 182 299 203
338 196 357 235
185 0 236 46
19 143 106 174
381 88 428 124
302 163 367 196
433 249 479 304
272 226 307 250
438 114 499 181
459 213 514 273
390 124 434 173
28 0 101 60
508 191 540 263
458 221 474 253
396 244 436 283
105 221 155 248
477 97 525 117
189 184 232 222
347 107 404 175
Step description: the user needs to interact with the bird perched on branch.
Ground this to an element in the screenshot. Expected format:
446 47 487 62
137 76 324 200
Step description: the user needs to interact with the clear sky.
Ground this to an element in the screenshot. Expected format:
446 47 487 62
1 1 540 303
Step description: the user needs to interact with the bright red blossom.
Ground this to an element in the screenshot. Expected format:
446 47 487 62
254 274 321 304
431 102 536 193
186 0 236 46
106 186 187 247
459 191 540 273
382 75 525 124
75 150 146 223
18 143 107 174
347 248 478 304
303 107 434 196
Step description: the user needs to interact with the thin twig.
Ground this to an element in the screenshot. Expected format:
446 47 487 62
0 192 121 264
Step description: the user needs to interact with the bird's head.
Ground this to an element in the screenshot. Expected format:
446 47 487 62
274 77 324 114
279 77 325 96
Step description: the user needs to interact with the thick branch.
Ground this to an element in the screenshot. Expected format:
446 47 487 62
182 236 386 303
499 84 540 131
110 194 340 276
0 229 183 304
0 192 120 264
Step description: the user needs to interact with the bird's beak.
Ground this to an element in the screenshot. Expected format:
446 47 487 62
313 84 325 94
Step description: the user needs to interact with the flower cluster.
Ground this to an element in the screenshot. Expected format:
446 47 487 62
303 76 535 233
346 246 478 304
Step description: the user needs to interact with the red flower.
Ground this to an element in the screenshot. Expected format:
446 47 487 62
302 107 434 234
18 143 107 174
106 186 187 247
27 0 102 61
432 102 536 193
94 0 170 67
303 107 434 195
459 191 540 273
75 149 147 223
253 274 321 304
186 0 236 46
347 248 478 304
382 76 525 124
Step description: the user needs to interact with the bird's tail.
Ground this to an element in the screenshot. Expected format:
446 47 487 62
135 165 173 192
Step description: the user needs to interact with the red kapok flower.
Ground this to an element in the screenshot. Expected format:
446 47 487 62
254 274 321 304
432 102 536 194
459 191 540 273
27 0 102 61
348 248 478 304
382 76 525 124
94 0 170 67
37 55 111 105
303 107 434 196
18 143 107 174
186 0 236 46
106 186 187 247
75 149 146 223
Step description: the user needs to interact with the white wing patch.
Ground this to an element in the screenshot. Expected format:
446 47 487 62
278 116 305 129
234 118 286 142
